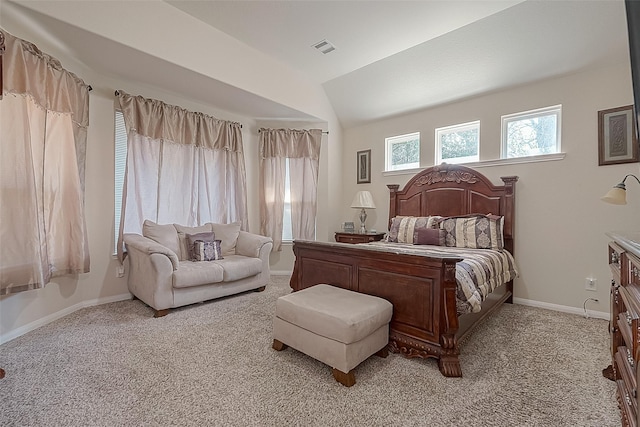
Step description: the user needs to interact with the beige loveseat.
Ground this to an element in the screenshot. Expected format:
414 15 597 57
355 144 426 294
123 221 273 317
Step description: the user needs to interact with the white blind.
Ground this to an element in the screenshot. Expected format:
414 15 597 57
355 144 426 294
114 110 128 252
282 158 293 241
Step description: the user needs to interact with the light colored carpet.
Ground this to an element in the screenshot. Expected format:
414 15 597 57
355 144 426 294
0 275 619 426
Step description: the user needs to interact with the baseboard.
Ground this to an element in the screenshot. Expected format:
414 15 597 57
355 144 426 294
513 297 609 320
0 292 132 344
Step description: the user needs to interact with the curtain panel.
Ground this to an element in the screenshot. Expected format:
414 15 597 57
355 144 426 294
259 128 321 251
116 91 248 262
0 29 91 295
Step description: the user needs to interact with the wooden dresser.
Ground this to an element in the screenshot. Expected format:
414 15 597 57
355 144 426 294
334 232 386 244
608 232 640 427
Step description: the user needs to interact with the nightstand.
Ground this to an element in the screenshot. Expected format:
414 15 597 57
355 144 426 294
334 232 386 244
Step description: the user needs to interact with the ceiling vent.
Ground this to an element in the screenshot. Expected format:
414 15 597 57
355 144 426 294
312 39 336 54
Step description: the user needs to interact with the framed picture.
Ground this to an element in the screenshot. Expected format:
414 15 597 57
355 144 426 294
356 149 371 184
598 105 639 166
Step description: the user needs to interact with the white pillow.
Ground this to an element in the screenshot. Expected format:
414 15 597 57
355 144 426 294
142 220 181 256
210 222 241 255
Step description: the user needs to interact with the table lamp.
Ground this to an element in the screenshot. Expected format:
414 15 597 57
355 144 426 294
351 190 376 234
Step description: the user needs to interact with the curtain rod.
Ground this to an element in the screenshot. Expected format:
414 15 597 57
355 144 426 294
113 90 242 128
258 128 329 134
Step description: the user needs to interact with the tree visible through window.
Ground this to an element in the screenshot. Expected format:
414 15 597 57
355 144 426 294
502 105 561 158
385 132 420 171
435 121 479 164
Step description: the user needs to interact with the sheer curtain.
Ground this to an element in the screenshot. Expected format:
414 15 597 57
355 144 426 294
0 29 91 295
116 91 248 262
259 128 321 251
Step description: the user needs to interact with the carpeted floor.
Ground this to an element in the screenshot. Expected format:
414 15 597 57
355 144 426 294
0 275 619 426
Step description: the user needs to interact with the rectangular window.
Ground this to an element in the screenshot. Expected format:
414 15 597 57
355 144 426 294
385 132 420 171
501 105 561 158
435 121 480 164
114 110 128 252
282 159 293 242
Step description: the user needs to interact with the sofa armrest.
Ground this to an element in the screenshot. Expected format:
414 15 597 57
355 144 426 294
236 231 273 258
123 233 179 270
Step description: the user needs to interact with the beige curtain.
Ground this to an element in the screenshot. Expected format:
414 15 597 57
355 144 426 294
0 29 91 295
116 91 248 262
259 128 321 251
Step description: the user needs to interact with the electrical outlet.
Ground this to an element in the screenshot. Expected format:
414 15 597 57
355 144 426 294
585 277 597 291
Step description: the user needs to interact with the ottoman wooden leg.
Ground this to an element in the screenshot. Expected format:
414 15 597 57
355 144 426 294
375 346 389 358
272 339 288 351
332 368 355 387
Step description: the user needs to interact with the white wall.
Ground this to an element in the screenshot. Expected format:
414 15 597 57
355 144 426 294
342 62 640 314
0 4 343 341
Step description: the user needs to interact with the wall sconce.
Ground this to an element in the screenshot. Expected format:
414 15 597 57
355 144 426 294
601 174 640 205
351 191 376 233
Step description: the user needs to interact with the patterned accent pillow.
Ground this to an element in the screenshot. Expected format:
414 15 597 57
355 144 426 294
186 232 216 261
387 216 442 243
439 214 504 251
413 228 446 246
192 240 224 261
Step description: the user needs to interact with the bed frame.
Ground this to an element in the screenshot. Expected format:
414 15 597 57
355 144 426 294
290 163 518 377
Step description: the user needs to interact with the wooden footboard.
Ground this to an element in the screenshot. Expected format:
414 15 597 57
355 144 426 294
290 240 467 377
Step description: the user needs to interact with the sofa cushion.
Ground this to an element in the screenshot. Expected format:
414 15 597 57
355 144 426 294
142 220 181 257
215 255 263 282
210 222 242 255
174 223 214 260
173 261 224 288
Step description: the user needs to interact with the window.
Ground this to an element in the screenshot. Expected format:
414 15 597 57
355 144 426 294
435 121 480 164
385 132 420 171
501 105 561 158
282 159 293 241
114 110 128 251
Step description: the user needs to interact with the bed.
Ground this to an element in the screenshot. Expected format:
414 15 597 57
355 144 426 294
290 163 518 377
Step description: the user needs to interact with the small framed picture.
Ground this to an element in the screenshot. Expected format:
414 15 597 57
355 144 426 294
356 149 371 184
598 105 639 166
343 222 355 232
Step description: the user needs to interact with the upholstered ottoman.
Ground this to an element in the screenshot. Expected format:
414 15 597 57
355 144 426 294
272 284 393 387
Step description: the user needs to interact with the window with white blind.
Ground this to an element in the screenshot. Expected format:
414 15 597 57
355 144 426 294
114 110 128 252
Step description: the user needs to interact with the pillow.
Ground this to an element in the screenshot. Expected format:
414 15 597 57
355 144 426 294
142 220 181 256
210 222 242 255
186 232 216 261
192 240 224 261
387 216 442 244
438 214 504 250
413 228 445 246
175 223 214 260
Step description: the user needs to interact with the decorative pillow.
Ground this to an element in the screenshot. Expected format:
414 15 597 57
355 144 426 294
210 222 242 255
192 240 224 261
186 232 216 261
387 216 442 244
142 220 181 256
413 228 446 246
175 223 214 261
439 214 504 250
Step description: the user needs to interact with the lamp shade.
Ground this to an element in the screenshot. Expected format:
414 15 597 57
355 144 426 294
351 191 376 209
601 186 627 205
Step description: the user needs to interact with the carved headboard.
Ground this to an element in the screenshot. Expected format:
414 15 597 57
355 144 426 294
387 164 518 253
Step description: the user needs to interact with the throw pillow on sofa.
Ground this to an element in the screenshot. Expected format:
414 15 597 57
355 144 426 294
174 223 214 260
142 220 181 256
210 222 241 256
192 240 224 261
186 232 216 260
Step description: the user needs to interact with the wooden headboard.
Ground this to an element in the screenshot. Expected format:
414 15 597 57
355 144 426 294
387 164 518 254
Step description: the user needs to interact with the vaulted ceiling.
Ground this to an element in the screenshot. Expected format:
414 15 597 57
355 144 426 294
3 0 631 128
